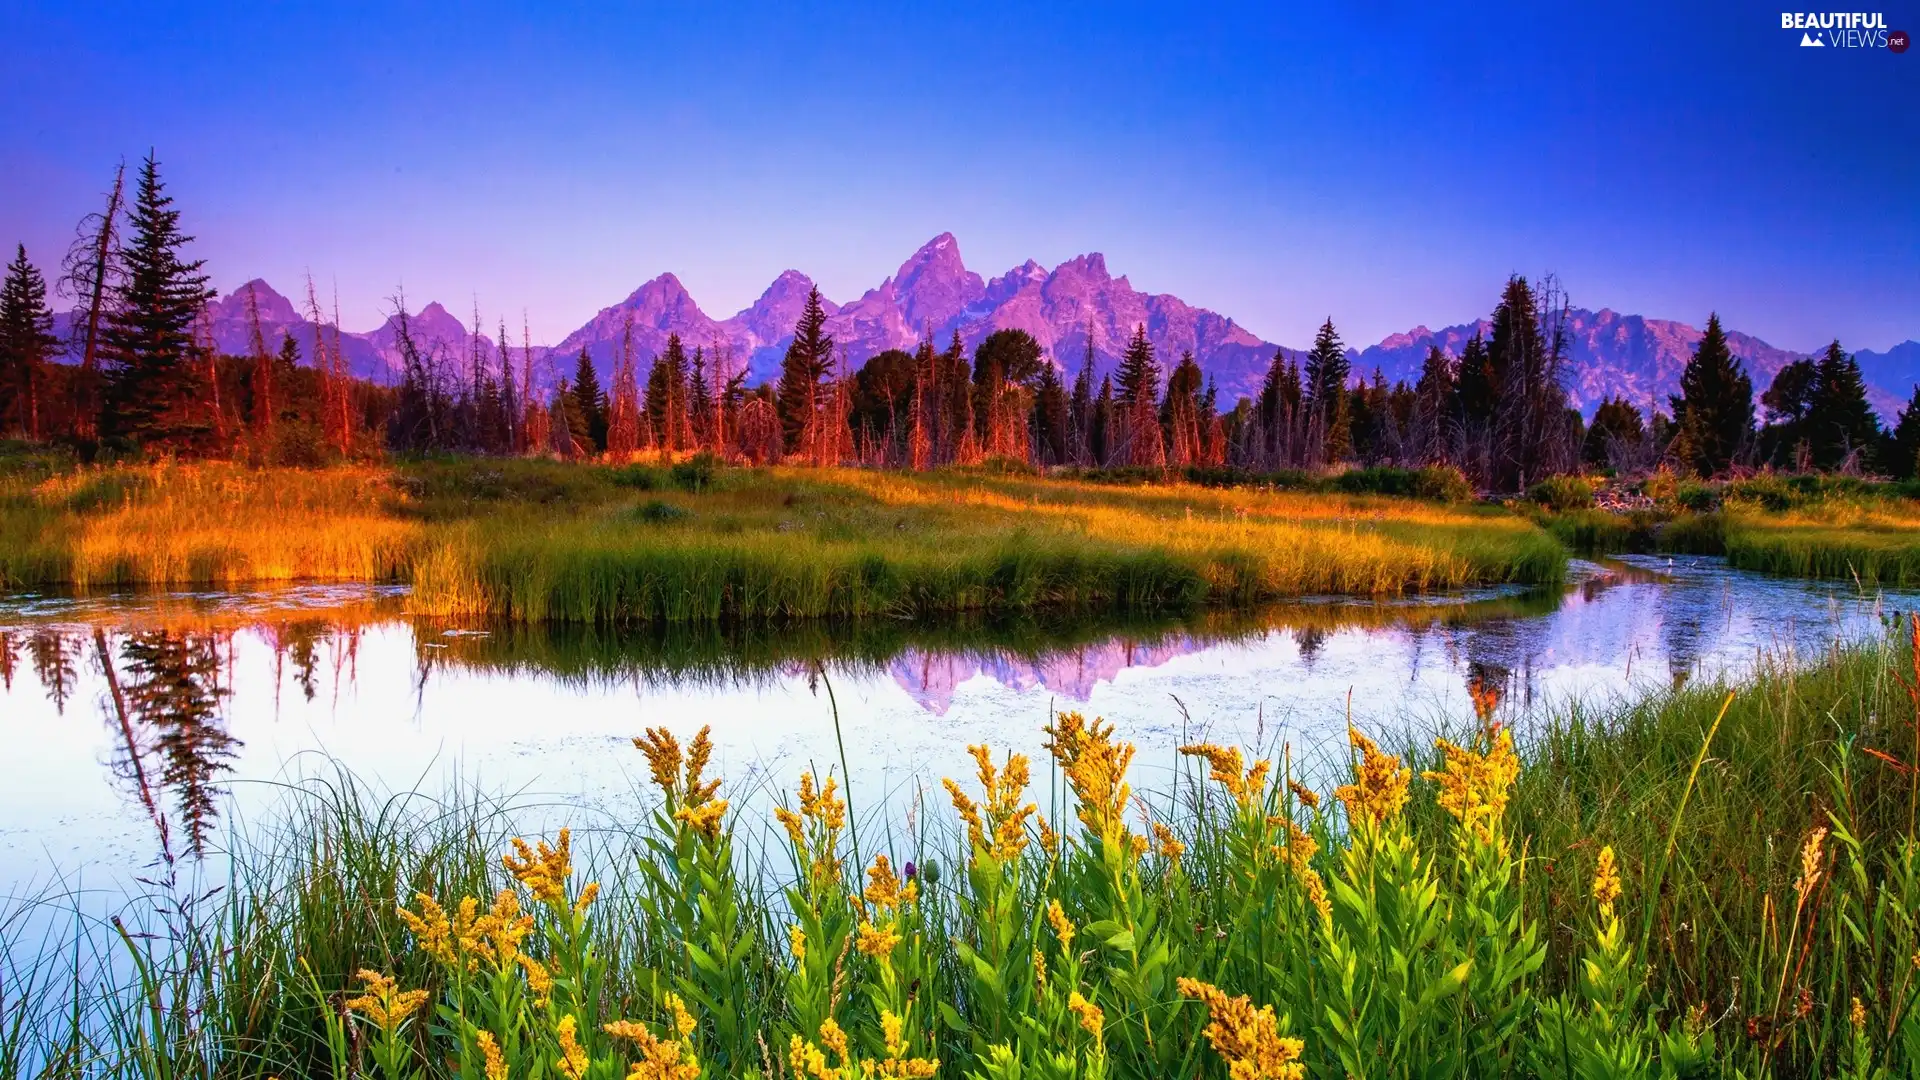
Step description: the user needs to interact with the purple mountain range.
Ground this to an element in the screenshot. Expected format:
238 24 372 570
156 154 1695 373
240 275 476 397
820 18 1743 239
102 233 1919 420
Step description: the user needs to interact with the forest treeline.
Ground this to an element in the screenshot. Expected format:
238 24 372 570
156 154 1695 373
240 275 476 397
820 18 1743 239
3 154 1915 489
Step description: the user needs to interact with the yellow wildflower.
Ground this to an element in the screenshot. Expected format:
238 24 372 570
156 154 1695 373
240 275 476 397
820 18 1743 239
1036 814 1060 858
1178 978 1306 1080
1333 728 1410 828
470 889 535 968
673 798 728 839
683 725 720 805
1032 948 1048 988
775 806 807 848
1421 729 1520 842
477 1030 509 1080
866 854 906 910
1068 991 1104 1042
606 1018 702 1080
1047 898 1075 950
635 727 682 797
663 993 697 1039
875 1009 939 1078
502 830 572 905
1852 996 1868 1030
1152 821 1185 861
574 881 600 916
396 892 456 965
1297 864 1332 927
789 923 807 961
1592 845 1623 918
556 1015 589 1080
1180 743 1272 809
1797 826 1828 902
855 920 902 958
944 745 1036 863
516 954 553 1006
343 969 428 1031
818 1016 850 1065
1045 712 1136 851
787 1034 835 1080
1287 779 1320 810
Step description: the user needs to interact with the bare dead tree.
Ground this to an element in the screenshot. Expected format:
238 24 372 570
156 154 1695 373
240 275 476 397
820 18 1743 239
246 282 273 441
59 161 126 439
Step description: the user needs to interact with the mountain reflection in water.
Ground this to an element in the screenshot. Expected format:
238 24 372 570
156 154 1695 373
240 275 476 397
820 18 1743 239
0 555 1912 878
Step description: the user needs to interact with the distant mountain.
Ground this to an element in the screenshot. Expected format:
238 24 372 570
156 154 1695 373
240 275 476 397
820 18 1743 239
60 235 1918 421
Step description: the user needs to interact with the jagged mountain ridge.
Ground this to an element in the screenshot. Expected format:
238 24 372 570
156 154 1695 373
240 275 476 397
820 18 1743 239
73 234 1918 420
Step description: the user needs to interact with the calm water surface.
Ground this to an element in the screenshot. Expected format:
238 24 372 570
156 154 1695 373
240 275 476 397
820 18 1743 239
0 556 1912 894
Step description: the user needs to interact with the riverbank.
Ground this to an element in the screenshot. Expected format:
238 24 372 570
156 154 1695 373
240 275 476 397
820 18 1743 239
3 620 1913 1078
0 455 1566 622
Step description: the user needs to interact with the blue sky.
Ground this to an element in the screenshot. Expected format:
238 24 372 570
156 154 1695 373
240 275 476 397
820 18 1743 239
1 1 1914 351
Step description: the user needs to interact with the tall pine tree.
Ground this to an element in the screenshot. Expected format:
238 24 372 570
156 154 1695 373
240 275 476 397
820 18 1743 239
0 245 58 438
100 153 216 452
570 347 608 452
1303 318 1351 463
776 286 833 454
1806 340 1879 470
1668 314 1753 477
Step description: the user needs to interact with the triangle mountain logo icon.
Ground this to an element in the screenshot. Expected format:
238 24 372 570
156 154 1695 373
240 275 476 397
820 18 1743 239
1801 31 1825 45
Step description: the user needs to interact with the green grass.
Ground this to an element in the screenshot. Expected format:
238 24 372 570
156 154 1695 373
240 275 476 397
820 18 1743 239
0 455 1568 623
7 622 1919 1078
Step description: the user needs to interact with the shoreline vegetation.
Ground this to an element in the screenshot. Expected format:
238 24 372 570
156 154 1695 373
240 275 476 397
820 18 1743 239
6 620 1920 1077
0 455 1569 623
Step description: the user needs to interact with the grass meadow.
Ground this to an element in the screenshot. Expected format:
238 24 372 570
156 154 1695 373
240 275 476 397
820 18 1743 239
0 456 1567 622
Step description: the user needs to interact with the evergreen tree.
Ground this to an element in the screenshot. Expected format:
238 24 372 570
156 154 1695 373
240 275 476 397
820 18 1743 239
100 152 216 452
645 334 692 453
0 244 58 438
776 286 833 452
1888 385 1920 480
118 630 237 855
1583 396 1646 468
1668 314 1754 477
1806 340 1879 470
1455 333 1497 423
571 347 608 451
1411 345 1456 463
1114 324 1160 407
1303 318 1351 462
688 346 714 446
1092 375 1114 466
1032 361 1069 464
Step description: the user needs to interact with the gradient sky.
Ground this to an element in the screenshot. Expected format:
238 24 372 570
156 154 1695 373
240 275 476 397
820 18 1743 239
1 1 1914 353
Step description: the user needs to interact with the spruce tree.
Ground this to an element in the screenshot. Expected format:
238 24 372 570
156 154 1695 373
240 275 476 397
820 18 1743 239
1411 345 1456 463
1114 324 1160 407
1806 340 1879 470
1668 314 1753 477
1583 396 1646 468
100 152 216 451
776 286 833 452
570 347 607 451
646 334 691 452
1303 318 1351 462
1889 385 1920 480
1455 333 1497 423
0 244 58 438
1032 361 1069 464
1759 357 1818 466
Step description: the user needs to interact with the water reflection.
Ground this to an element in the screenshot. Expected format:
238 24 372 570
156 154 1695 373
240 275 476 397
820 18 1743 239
0 556 1911 879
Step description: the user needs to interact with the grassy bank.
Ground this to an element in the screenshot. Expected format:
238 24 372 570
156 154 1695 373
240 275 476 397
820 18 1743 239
0 456 1566 622
7 621 1919 1078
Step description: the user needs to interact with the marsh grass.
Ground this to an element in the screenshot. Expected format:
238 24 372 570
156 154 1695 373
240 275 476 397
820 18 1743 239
9 623 1920 1078
0 458 1568 622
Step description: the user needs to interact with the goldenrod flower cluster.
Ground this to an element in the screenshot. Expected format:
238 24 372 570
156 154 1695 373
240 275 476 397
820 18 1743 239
1152 821 1186 861
1067 991 1104 1042
1177 978 1307 1080
604 994 701 1080
1797 825 1828 902
1333 729 1410 828
556 1014 590 1080
635 724 723 809
789 1012 938 1080
1421 729 1520 843
855 919 903 958
343 969 427 1032
1286 779 1319 810
776 771 848 887
864 853 919 911
1592 845 1623 919
397 889 534 972
502 829 573 905
1044 712 1137 852
1046 898 1076 950
673 798 729 839
1269 818 1331 926
477 1030 509 1080
1180 742 1272 810
941 744 1036 863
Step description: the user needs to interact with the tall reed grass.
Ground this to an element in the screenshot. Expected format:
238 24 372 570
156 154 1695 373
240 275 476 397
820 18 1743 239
8 620 1919 1078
